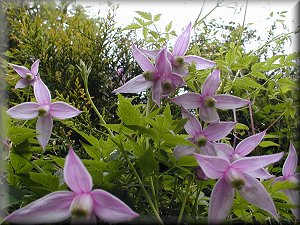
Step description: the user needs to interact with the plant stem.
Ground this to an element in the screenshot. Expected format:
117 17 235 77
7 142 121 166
177 176 193 225
266 110 287 131
190 181 203 216
150 176 159 212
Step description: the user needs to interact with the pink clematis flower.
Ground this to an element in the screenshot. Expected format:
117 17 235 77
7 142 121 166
112 44 184 106
6 76 82 151
10 59 40 89
173 107 236 159
171 69 251 122
4 147 139 224
193 151 284 224
142 22 215 77
273 143 299 220
213 131 274 179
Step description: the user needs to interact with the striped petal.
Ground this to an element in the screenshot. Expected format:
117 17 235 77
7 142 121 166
201 70 220 96
173 22 192 56
7 102 39 120
132 44 154 72
36 115 53 151
50 102 82 119
214 94 250 110
34 76 51 105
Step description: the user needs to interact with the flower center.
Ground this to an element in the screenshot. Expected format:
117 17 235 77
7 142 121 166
225 168 245 190
25 73 34 81
204 97 216 108
195 134 207 147
142 71 155 81
161 79 173 91
37 105 50 117
173 56 185 67
70 194 93 219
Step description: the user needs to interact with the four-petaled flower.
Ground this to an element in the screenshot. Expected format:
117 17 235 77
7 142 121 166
112 44 184 106
4 146 139 224
171 69 251 122
6 76 82 151
273 143 299 220
173 107 236 159
10 59 40 89
193 151 284 224
142 22 216 77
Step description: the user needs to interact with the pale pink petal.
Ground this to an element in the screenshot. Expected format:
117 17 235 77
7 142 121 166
7 102 39 120
239 173 279 219
201 70 220 96
208 178 234 224
171 73 185 87
214 94 251 110
184 55 216 70
201 141 216 156
50 102 82 119
213 143 234 159
112 74 152 94
173 145 196 159
10 63 31 78
232 152 284 173
4 191 75 224
247 168 274 179
132 44 154 72
173 22 192 56
140 49 160 60
31 59 40 76
272 176 285 184
155 47 172 75
92 189 139 223
36 115 53 151
172 65 189 77
193 153 229 179
283 143 298 177
202 122 236 141
285 189 300 220
152 79 162 106
181 108 202 136
34 76 51 105
64 146 93 193
161 74 184 97
199 106 219 123
235 131 266 156
15 78 30 89
170 93 203 109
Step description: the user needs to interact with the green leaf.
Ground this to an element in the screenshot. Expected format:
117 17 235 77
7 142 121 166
251 71 267 80
49 155 65 168
137 148 158 176
154 14 161 22
225 49 235 65
72 128 100 148
165 21 172 32
134 17 146 26
0 185 24 209
259 141 280 147
142 27 148 40
234 77 265 90
101 124 133 134
135 11 152 20
177 155 197 167
80 141 101 159
30 172 59 191
117 95 142 125
10 153 33 174
234 123 249 130
121 23 142 31
277 78 297 88
271 180 298 192
7 126 36 145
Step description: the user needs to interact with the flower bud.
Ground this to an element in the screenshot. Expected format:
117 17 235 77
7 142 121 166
70 194 93 219
204 97 217 108
225 168 245 190
37 105 50 117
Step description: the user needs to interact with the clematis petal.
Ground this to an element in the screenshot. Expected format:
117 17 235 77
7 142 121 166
184 55 216 70
64 146 93 193
155 47 172 75
92 189 139 223
36 115 53 151
31 59 40 76
112 74 152 94
214 94 251 109
213 143 234 159
193 153 229 179
15 78 30 89
50 102 82 119
173 22 192 56
181 107 202 136
172 65 189 77
34 76 51 105
173 145 196 159
285 189 300 220
4 191 75 224
235 130 266 156
140 49 160 60
247 168 275 179
199 106 219 123
232 152 284 173
202 122 236 141
239 173 279 219
201 70 220 96
208 178 234 224
171 93 203 109
10 63 31 78
131 44 154 72
7 102 39 120
283 143 298 177
201 141 217 156
152 79 162 106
